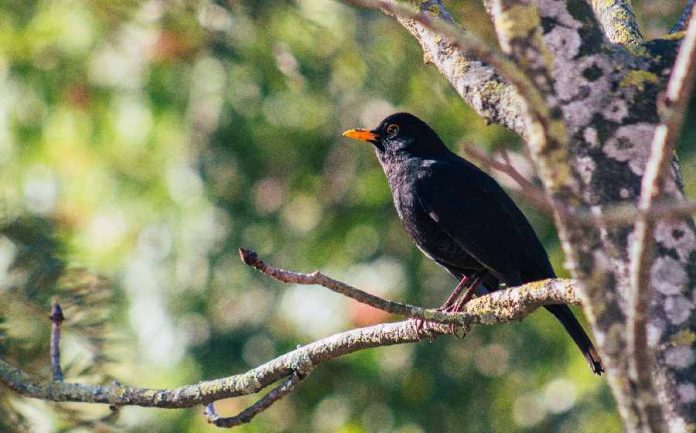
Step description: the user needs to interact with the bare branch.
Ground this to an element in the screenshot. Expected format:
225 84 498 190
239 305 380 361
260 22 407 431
590 0 643 44
627 10 696 431
204 371 309 428
0 322 425 409
49 302 65 382
1 270 580 413
238 248 579 325
238 248 427 319
583 200 696 226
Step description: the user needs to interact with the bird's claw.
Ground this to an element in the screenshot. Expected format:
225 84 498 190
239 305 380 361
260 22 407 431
411 297 472 340
411 317 436 341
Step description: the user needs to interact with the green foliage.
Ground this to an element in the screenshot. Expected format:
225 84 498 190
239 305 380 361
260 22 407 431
0 1 692 432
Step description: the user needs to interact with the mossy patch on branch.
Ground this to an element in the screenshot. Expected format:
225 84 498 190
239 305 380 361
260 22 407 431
619 70 658 92
671 329 696 347
590 0 643 45
495 4 540 40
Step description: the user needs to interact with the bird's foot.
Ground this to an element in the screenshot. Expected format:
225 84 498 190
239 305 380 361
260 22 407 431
411 274 485 339
411 306 460 340
434 283 478 335
411 317 428 341
410 317 444 341
437 303 466 335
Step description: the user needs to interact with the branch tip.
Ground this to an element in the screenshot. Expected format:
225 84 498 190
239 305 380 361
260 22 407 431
50 302 65 323
239 248 260 267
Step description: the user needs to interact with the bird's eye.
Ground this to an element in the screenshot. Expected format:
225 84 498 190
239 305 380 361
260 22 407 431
386 124 399 136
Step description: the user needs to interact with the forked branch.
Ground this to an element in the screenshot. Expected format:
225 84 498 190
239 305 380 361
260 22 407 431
204 371 310 428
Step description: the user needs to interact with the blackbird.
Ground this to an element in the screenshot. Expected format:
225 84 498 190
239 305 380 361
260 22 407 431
343 112 604 375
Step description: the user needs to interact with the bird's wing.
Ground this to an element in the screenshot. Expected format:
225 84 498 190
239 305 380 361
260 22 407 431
414 159 552 284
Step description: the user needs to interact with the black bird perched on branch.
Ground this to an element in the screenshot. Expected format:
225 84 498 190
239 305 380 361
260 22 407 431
343 112 604 375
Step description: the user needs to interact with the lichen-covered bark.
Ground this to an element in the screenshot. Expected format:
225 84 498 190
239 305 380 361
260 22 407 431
490 0 576 201
590 0 644 44
530 4 694 431
521 2 695 432
403 0 696 431
392 0 527 135
0 278 581 407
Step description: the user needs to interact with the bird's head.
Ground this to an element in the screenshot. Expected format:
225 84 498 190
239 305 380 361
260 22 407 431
343 112 448 159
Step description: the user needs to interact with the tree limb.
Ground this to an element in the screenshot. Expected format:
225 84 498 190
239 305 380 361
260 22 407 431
343 0 536 136
590 0 643 44
1 252 581 425
489 0 577 204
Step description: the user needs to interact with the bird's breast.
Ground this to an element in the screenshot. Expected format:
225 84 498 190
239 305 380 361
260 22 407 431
385 162 483 274
391 180 479 272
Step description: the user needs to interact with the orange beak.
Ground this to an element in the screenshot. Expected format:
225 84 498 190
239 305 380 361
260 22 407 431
342 128 380 143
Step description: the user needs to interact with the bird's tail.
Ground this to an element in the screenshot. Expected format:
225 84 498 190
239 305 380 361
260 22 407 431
544 304 605 375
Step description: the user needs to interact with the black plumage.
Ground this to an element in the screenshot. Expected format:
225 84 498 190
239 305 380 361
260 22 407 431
343 112 604 375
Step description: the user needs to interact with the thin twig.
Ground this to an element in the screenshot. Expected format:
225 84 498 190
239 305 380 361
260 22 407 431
239 249 578 324
628 9 696 432
671 0 696 33
239 248 428 318
585 200 696 226
205 371 308 428
49 302 65 382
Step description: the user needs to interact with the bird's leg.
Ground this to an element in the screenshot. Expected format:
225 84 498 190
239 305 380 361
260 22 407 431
440 275 469 310
413 275 472 338
438 273 486 334
448 272 486 313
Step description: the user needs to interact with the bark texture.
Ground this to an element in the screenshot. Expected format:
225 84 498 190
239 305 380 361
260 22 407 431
384 1 696 431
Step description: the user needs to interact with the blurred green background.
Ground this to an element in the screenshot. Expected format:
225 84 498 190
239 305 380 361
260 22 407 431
0 1 694 432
